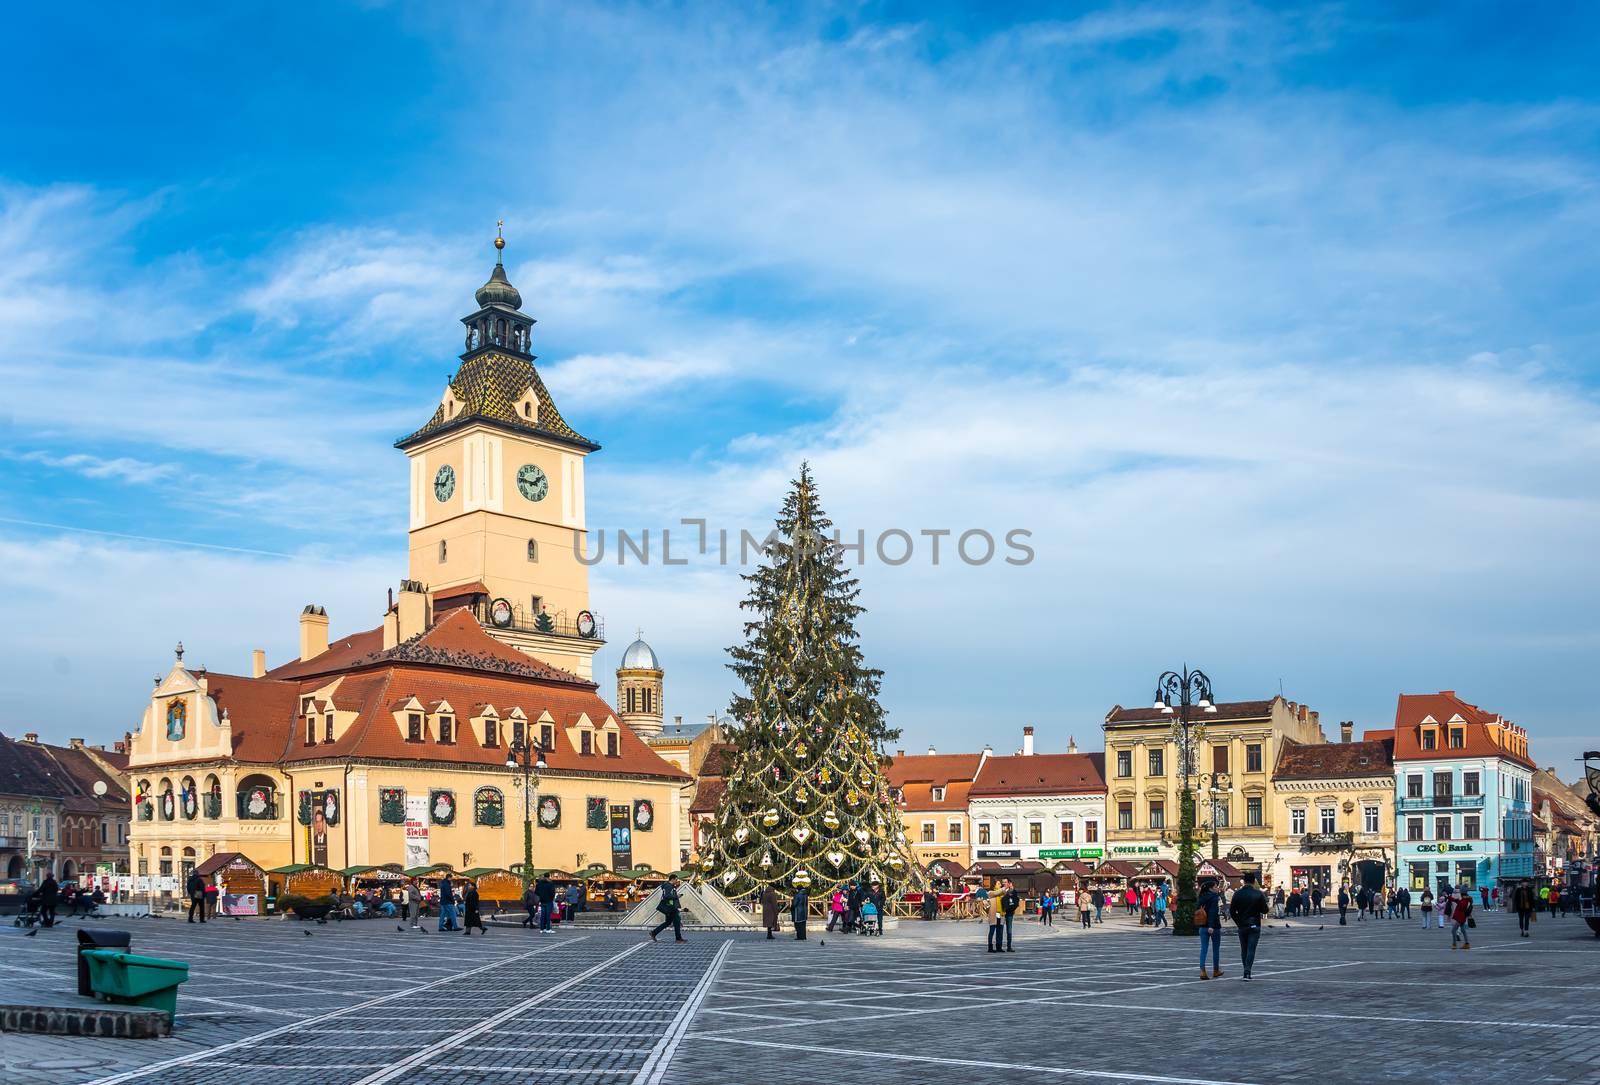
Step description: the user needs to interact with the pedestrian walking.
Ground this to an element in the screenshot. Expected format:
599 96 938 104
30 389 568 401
1512 879 1536 938
1040 888 1055 927
846 880 862 933
436 875 459 931
649 874 686 942
1547 885 1560 919
1000 879 1020 951
1399 886 1411 918
1311 884 1324 916
1125 886 1137 915
462 882 488 935
535 874 557 933
1152 885 1168 929
522 883 539 928
1272 886 1285 920
761 885 780 940
1418 888 1433 928
1196 878 1224 979
1479 886 1490 911
1079 888 1093 929
870 880 886 935
826 886 847 932
406 880 425 929
185 870 206 924
1228 870 1268 980
1093 888 1105 924
1450 890 1473 950
36 873 61 928
791 884 809 940
1337 885 1349 925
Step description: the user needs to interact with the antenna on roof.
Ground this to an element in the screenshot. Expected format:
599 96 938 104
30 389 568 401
1278 677 1284 697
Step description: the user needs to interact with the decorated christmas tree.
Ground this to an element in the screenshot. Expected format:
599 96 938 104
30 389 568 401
700 465 919 898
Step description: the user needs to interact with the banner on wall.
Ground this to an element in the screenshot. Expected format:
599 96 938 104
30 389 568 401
135 876 150 892
610 804 632 871
220 892 259 916
307 788 337 866
404 795 430 869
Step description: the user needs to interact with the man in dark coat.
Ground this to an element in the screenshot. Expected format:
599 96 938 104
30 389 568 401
462 882 488 935
650 874 686 942
185 870 206 924
1000 879 1021 952
845 880 861 933
1512 879 1537 938
534 875 557 933
760 885 780 939
869 881 887 935
522 883 539 928
1228 870 1269 980
791 885 809 940
36 873 60 928
437 875 458 931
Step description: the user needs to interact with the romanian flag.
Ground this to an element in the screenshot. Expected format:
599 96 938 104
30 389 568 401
134 782 147 805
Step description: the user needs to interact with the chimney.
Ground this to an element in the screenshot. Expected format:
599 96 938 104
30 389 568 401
896 748 905 758
22 732 38 744
1340 720 1353 744
69 737 84 749
251 649 266 678
1297 703 1308 724
299 605 329 661
927 745 937 756
394 581 431 644
1022 726 1035 756
1067 735 1078 754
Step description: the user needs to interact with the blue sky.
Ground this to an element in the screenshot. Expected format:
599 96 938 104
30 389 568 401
2 2 1597 778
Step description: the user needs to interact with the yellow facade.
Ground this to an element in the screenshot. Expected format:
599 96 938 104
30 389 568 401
127 239 689 894
1102 697 1327 875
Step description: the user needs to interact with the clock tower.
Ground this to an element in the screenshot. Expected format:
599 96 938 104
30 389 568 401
395 229 604 678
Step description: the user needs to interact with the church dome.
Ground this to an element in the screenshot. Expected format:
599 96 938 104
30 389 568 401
620 638 660 671
475 260 523 311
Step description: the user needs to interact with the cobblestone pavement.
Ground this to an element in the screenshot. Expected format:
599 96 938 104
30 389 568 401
3 907 1596 1084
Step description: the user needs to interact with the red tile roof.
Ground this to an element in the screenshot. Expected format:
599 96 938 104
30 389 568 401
690 777 726 815
969 752 1106 797
140 612 687 782
887 753 984 812
1274 737 1394 780
264 626 386 681
1391 691 1534 769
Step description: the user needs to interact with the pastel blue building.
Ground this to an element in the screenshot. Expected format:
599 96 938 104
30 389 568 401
1391 691 1535 893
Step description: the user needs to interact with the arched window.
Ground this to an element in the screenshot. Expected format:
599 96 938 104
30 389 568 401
159 779 176 821
62 858 77 879
136 779 153 821
180 776 198 820
474 787 505 827
204 775 222 819
237 775 279 820
527 539 538 562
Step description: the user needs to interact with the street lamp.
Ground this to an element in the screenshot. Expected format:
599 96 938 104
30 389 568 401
506 741 547 887
1154 665 1217 936
1197 771 1232 861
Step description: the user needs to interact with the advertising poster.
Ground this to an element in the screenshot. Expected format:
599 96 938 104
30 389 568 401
610 804 632 871
404 794 430 869
221 892 260 916
135 875 150 892
308 789 335 867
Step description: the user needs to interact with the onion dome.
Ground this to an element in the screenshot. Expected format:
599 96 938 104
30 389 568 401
475 230 524 310
620 637 660 670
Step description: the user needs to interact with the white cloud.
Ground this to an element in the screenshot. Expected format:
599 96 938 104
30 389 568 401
10 450 176 485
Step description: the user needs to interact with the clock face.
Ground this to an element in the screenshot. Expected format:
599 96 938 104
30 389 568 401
434 464 456 502
516 463 548 501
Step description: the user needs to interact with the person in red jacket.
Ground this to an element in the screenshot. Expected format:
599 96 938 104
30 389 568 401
1450 889 1474 950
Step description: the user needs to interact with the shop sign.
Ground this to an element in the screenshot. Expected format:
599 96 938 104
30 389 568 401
1415 843 1474 853
1111 844 1160 855
1077 848 1104 859
976 849 1021 859
916 848 965 861
1039 848 1079 859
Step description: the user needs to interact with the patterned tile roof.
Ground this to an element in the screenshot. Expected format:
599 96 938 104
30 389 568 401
396 351 596 452
1273 737 1394 780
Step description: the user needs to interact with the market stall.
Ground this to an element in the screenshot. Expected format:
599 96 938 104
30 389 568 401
460 868 523 905
195 852 267 916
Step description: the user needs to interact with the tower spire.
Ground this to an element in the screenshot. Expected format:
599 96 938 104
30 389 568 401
495 219 505 266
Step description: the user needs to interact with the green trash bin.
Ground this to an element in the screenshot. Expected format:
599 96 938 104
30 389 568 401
80 949 190 1022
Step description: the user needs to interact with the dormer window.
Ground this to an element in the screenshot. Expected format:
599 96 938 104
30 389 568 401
540 723 554 750
511 720 525 748
606 731 619 757
1421 729 1436 750
931 786 945 803
438 716 454 744
323 714 334 743
1448 727 1464 749
305 716 317 745
484 719 498 747
408 713 423 742
580 730 593 755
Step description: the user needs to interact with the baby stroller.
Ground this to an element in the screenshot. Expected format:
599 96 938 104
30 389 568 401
856 899 883 936
12 891 42 929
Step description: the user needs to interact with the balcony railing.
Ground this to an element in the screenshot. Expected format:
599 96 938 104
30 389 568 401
1397 794 1485 811
1301 831 1354 850
472 601 605 642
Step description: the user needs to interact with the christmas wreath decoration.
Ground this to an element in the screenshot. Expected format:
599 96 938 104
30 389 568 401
430 789 456 826
379 788 406 825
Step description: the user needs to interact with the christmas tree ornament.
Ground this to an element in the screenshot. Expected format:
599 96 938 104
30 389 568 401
822 810 840 830
792 824 812 844
761 809 780 827
827 849 846 867
733 826 750 845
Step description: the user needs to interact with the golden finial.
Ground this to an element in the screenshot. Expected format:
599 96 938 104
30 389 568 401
495 219 506 252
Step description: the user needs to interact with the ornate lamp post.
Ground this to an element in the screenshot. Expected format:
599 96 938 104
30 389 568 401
506 741 547 887
1197 771 1232 860
1155 666 1218 936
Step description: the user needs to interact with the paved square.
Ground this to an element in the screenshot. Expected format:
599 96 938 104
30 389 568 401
3 908 1596 1084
